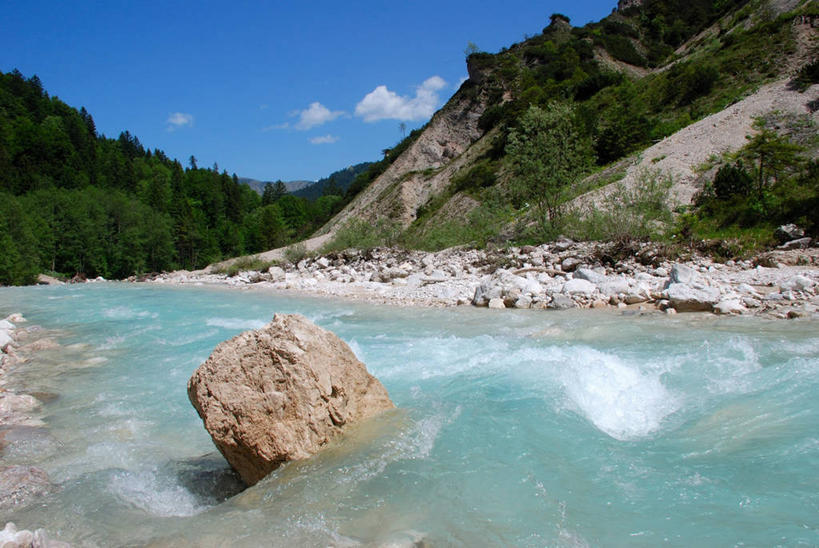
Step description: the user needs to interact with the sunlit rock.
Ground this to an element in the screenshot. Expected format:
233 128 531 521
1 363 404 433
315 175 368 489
188 314 394 486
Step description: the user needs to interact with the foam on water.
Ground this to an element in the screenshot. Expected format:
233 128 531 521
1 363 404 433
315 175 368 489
103 306 157 320
206 317 267 330
554 346 679 440
109 468 204 517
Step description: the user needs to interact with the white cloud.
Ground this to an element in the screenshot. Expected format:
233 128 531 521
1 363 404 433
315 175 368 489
355 76 447 122
166 112 194 131
294 102 345 130
309 134 339 145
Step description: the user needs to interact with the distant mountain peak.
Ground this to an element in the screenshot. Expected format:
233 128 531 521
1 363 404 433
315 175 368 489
238 177 315 195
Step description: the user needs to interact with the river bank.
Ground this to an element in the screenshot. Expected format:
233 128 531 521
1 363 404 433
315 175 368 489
141 240 819 320
0 315 70 547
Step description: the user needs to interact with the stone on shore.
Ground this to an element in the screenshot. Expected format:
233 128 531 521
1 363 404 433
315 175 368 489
0 522 69 548
0 330 14 352
487 297 506 309
775 224 804 243
188 313 394 486
562 278 596 296
664 283 721 312
714 299 746 315
668 264 698 286
36 274 64 286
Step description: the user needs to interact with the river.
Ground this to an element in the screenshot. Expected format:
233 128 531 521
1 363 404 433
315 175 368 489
1 283 817 546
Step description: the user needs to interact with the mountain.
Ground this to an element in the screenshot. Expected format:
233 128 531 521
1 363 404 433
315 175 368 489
238 177 315 195
291 163 374 200
316 0 818 251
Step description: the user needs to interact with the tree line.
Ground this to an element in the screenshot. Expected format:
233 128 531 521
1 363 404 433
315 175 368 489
0 69 347 285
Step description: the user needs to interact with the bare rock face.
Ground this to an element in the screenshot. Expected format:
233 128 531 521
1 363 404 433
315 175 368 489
188 314 394 486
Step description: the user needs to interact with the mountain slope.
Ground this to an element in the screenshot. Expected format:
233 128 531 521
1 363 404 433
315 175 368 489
573 78 818 213
318 82 488 234
314 0 817 248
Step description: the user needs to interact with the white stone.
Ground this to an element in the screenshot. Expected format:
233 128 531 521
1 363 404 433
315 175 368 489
549 294 577 309
780 275 814 292
714 299 746 315
664 283 721 312
574 268 606 284
562 278 596 296
669 264 698 285
597 278 630 297
736 283 760 296
0 330 13 351
488 298 506 309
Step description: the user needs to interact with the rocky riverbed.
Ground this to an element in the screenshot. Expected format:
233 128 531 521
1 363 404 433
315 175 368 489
143 239 819 320
0 316 70 547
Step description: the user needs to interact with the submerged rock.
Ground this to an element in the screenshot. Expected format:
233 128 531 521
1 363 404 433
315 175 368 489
188 313 394 486
0 466 54 510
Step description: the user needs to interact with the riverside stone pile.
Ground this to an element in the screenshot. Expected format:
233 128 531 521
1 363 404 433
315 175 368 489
147 239 819 319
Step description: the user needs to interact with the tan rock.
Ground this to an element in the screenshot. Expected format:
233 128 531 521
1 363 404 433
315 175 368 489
188 313 394 486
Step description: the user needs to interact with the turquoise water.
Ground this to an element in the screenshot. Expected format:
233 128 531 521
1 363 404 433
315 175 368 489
1 283 818 547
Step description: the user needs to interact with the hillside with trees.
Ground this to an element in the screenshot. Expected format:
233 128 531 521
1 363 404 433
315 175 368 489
1 0 817 285
0 70 363 285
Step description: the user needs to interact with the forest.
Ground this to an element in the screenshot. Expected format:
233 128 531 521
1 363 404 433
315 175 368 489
0 69 357 285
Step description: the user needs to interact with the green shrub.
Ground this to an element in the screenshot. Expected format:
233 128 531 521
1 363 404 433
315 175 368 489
213 256 278 277
283 243 311 264
713 162 753 198
452 161 497 193
790 59 819 92
401 204 510 251
663 62 720 106
321 218 402 253
564 169 674 241
600 35 646 67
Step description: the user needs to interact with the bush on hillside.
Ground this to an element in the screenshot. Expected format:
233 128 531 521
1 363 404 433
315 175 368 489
712 162 753 198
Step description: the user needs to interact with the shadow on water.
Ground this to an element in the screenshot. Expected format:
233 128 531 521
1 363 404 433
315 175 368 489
172 452 245 505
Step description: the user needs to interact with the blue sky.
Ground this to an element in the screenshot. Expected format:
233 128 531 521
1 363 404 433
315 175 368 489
2 0 614 182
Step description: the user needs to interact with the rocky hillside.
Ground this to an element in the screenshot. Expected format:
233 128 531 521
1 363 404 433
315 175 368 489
315 0 818 247
318 77 489 233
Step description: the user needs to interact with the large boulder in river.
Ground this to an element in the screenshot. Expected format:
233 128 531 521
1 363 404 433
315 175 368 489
188 313 394 486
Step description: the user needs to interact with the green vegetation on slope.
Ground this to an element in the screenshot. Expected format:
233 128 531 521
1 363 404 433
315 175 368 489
678 114 819 254
327 0 816 255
